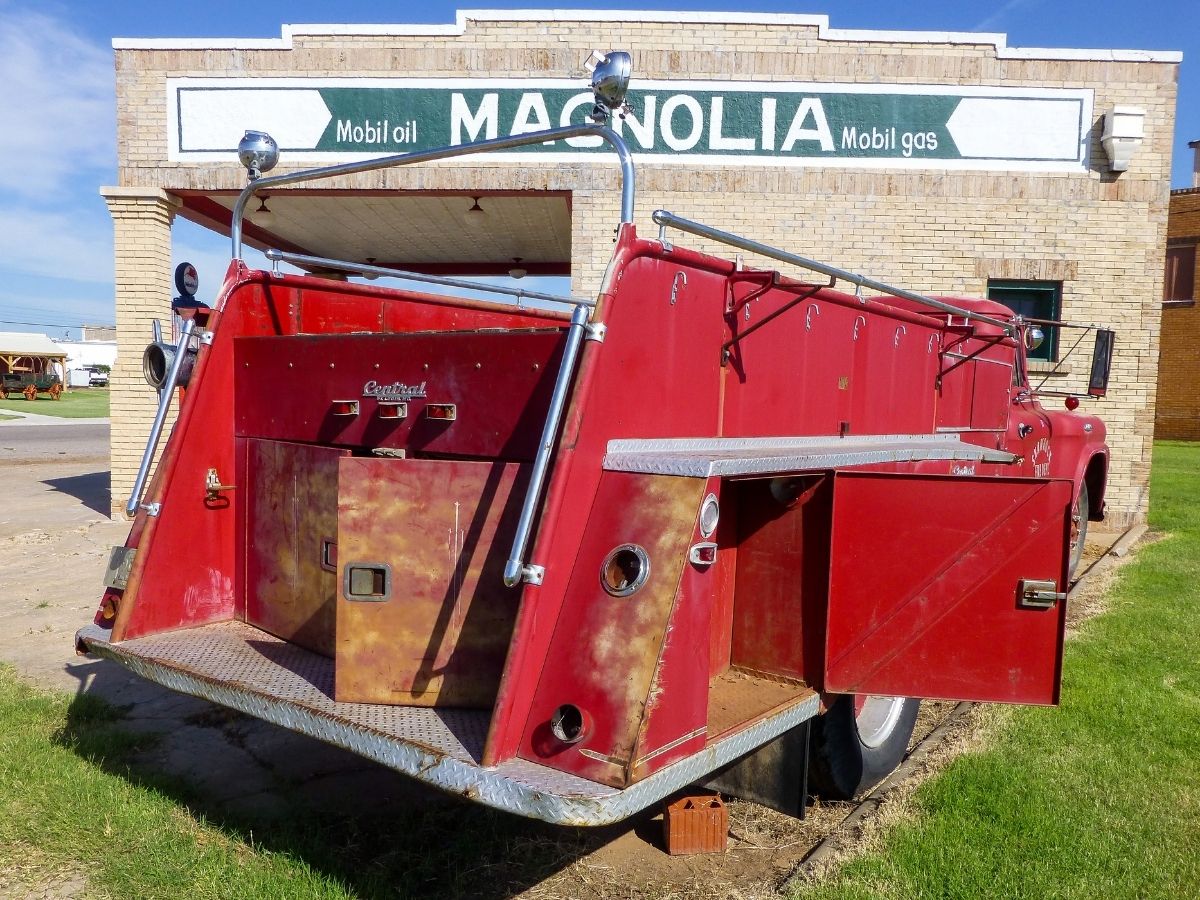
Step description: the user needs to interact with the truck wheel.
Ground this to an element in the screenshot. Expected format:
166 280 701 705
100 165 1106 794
808 695 920 800
1068 483 1089 579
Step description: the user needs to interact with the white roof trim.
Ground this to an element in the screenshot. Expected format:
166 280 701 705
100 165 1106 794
111 8 1183 63
0 332 66 356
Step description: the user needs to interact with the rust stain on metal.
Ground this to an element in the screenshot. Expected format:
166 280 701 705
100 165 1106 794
245 440 347 657
335 457 527 707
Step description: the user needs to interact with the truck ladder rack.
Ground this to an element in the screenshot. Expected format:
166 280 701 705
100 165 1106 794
77 622 818 826
603 434 1017 477
651 210 1016 335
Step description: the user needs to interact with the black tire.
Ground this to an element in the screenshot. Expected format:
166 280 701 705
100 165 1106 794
808 695 920 800
1069 482 1089 579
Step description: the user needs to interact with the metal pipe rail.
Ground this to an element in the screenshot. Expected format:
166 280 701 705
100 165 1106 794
232 123 635 259
503 302 592 587
263 250 594 308
651 209 1016 335
125 317 195 517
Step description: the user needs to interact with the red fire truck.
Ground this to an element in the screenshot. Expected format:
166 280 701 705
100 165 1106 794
79 53 1113 822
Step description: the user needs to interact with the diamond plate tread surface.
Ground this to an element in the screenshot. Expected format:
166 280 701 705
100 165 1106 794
77 621 820 825
603 433 1016 477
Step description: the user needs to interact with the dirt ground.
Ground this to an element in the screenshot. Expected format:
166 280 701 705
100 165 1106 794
0 424 1140 899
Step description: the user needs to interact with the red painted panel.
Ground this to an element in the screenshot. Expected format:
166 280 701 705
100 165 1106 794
519 472 706 787
722 284 939 437
487 231 729 764
729 476 831 685
298 288 385 333
234 331 564 460
825 472 1071 705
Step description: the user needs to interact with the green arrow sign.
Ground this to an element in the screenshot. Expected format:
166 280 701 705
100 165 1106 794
172 79 1092 169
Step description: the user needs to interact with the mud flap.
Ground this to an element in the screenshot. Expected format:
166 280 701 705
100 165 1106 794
824 471 1072 705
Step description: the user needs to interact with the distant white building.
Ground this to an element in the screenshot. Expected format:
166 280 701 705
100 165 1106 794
54 338 117 387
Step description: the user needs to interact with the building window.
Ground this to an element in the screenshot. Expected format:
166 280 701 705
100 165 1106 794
987 279 1062 362
1164 244 1196 303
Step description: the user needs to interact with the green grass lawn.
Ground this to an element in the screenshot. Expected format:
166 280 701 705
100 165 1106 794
793 441 1200 899
0 388 109 418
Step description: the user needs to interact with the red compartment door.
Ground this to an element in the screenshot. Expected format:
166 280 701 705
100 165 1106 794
825 471 1071 705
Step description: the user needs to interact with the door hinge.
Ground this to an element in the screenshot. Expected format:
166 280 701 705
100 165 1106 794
1018 578 1065 609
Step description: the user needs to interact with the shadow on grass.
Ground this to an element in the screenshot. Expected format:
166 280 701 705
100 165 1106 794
43 471 110 517
57 659 648 899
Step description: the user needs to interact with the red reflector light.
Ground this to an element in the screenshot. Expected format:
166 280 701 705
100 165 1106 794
331 400 360 417
377 401 408 420
425 403 457 421
1065 396 1079 411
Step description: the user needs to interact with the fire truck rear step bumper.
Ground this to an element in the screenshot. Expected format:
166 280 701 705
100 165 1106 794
76 621 820 826
603 433 1016 477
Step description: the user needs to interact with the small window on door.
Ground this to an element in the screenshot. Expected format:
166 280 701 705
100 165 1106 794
987 280 1062 362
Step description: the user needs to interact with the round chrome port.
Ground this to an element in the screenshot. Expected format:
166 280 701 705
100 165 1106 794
600 544 650 597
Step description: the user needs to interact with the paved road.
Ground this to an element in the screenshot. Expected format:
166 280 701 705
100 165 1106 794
0 422 109 466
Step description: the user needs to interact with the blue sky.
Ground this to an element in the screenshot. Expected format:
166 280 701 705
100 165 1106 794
1 0 1195 338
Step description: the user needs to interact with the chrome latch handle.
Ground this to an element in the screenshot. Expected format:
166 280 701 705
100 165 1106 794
1018 578 1065 609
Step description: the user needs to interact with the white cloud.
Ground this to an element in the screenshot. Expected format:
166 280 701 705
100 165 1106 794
0 205 113 283
0 5 114 199
973 0 1043 32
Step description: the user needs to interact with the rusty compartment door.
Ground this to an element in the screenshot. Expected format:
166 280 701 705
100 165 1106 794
335 457 526 708
245 439 350 657
825 471 1071 705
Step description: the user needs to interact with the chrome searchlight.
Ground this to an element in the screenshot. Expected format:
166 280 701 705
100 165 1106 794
238 130 279 181
586 50 632 121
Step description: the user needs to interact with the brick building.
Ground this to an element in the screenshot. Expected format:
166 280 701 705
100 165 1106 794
105 10 1179 523
1156 141 1200 440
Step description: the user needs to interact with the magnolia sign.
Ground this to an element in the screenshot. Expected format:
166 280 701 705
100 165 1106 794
169 78 1093 171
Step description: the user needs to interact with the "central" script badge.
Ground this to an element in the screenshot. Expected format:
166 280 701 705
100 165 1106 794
363 380 427 401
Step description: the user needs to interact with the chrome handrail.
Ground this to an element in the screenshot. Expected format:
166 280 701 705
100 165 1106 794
232 123 635 259
504 302 592 587
125 317 195 517
652 210 1016 335
263 250 594 308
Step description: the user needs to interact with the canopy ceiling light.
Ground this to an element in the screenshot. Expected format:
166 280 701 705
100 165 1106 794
508 257 527 279
464 196 486 225
253 196 274 227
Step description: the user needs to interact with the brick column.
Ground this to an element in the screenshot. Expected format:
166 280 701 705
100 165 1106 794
101 187 182 518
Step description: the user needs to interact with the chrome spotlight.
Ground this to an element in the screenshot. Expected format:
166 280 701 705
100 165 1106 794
238 130 279 181
586 50 632 121
1025 326 1045 352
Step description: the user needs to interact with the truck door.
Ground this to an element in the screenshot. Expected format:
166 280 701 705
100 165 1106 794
824 471 1071 705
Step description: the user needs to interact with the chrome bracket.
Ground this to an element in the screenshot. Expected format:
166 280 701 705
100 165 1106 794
657 221 673 252
522 564 545 585
1018 578 1065 609
688 542 719 567
585 322 607 343
141 502 161 517
199 330 214 346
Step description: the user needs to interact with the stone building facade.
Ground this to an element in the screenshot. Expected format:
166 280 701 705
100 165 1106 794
105 10 1179 523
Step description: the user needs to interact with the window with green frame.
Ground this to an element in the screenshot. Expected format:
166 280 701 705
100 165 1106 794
987 279 1061 362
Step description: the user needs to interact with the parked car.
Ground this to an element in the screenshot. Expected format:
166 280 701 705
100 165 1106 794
88 368 109 387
